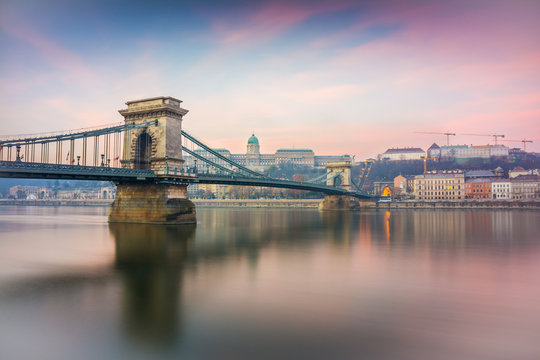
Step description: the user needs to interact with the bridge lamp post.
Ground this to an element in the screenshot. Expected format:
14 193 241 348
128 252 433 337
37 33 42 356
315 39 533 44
101 154 105 167
77 156 80 166
16 145 21 161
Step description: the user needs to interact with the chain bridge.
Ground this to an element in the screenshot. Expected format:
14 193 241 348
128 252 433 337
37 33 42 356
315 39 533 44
0 97 373 224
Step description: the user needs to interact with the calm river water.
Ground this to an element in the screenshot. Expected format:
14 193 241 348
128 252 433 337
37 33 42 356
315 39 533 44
1 206 539 360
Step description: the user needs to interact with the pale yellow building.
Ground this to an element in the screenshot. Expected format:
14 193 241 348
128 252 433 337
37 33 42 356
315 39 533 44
413 172 465 201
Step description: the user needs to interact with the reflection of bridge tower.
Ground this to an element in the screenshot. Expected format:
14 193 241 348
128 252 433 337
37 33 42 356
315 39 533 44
110 223 195 345
119 97 188 174
326 160 352 191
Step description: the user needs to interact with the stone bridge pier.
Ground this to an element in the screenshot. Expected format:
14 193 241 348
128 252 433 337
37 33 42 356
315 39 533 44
109 97 196 224
319 160 362 210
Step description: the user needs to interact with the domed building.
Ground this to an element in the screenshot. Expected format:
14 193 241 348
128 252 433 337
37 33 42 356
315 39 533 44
184 133 351 174
247 133 260 155
246 133 262 167
182 132 352 198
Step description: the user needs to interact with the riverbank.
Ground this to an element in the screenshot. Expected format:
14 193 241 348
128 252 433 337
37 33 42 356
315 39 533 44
372 200 540 210
0 199 113 206
1 198 539 209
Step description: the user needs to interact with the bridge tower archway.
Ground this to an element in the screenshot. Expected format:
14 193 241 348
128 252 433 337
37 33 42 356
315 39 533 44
119 97 189 174
135 131 153 170
326 161 352 192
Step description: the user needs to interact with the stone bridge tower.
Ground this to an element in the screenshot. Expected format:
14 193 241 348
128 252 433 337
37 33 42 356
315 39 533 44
320 160 363 210
326 160 352 191
119 97 188 174
109 96 196 225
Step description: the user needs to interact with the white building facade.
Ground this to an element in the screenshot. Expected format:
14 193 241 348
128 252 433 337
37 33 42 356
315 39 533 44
430 144 509 160
491 180 512 199
379 148 425 161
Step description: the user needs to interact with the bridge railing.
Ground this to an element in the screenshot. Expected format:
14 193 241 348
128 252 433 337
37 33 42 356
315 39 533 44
0 160 155 179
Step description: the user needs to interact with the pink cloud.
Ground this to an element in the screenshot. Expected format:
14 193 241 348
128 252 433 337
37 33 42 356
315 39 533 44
207 0 358 47
0 16 96 84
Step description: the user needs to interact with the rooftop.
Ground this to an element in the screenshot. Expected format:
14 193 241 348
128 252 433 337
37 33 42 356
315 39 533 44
465 170 495 178
441 145 468 149
513 175 540 181
465 178 497 183
247 133 259 145
276 149 314 153
383 147 424 154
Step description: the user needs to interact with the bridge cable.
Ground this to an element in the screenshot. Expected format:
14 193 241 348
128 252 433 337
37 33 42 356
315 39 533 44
181 130 267 178
326 169 344 183
307 171 332 183
181 146 236 176
0 120 159 147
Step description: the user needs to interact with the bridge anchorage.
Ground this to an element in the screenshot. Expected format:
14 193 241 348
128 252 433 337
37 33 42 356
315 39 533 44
0 96 374 224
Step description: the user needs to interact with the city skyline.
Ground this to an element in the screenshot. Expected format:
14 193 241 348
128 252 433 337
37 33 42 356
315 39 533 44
1 0 539 158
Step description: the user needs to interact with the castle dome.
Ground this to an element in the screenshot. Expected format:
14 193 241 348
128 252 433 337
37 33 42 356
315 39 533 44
248 133 259 145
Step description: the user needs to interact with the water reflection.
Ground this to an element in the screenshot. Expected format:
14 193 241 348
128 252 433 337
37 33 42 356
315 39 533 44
110 223 195 346
1 207 539 360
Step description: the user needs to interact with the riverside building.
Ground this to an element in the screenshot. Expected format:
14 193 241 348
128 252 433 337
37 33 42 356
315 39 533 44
464 178 492 199
511 175 540 200
413 172 465 201
492 180 512 200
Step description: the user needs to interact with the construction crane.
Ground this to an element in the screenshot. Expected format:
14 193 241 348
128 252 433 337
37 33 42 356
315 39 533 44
460 133 505 145
422 157 438 174
500 139 533 151
415 132 455 146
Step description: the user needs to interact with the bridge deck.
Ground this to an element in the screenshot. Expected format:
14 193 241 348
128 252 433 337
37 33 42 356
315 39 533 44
0 161 372 198
0 161 155 182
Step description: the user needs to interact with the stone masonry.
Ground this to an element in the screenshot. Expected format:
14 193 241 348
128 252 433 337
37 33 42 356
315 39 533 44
109 183 196 224
320 160 359 210
110 96 196 225
119 96 188 173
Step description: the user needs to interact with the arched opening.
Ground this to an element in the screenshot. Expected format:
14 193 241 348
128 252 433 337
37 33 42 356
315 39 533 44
382 186 392 197
135 132 152 170
333 174 342 188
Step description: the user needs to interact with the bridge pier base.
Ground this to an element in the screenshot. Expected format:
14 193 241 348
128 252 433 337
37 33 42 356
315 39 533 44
319 195 365 211
109 183 196 224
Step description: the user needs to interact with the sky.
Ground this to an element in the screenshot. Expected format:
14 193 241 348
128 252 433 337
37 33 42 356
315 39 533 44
1 0 539 158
